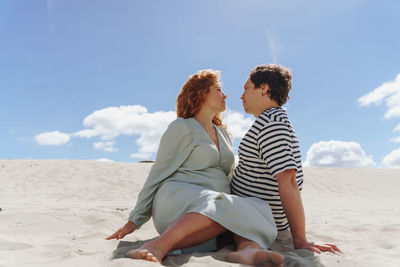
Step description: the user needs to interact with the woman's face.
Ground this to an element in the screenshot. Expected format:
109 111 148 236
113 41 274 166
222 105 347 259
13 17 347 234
202 81 227 113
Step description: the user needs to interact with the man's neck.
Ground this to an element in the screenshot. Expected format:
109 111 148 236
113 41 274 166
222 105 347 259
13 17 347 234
253 102 280 117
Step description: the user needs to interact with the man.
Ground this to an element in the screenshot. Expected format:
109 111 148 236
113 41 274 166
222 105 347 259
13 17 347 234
231 64 340 253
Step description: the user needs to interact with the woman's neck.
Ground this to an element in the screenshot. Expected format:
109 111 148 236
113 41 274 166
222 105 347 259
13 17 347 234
194 109 215 130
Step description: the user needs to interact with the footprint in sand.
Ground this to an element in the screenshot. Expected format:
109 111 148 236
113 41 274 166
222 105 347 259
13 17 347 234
0 239 34 251
82 215 107 226
71 232 106 241
350 225 369 232
381 225 400 232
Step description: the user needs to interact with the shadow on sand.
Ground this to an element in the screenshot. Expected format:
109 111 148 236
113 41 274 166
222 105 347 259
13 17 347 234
269 232 325 267
112 237 229 266
112 234 324 267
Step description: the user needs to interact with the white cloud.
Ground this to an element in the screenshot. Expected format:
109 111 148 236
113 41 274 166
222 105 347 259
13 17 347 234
46 0 54 12
234 154 239 166
389 136 400 143
222 109 254 141
266 31 284 63
385 106 400 119
304 140 376 168
46 0 56 34
358 73 400 119
35 105 177 155
93 141 118 152
35 105 176 155
130 153 152 160
72 129 99 139
95 158 114 163
358 74 400 165
81 106 176 155
358 74 400 106
35 131 71 146
382 148 400 168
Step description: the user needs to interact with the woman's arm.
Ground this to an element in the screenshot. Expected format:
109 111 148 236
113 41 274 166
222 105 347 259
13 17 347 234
128 119 194 228
107 119 195 240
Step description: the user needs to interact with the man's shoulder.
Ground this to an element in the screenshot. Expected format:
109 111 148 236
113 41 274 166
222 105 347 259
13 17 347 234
253 108 297 141
256 108 290 128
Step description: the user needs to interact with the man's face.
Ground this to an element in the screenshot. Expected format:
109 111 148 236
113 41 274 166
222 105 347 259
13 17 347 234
241 78 261 116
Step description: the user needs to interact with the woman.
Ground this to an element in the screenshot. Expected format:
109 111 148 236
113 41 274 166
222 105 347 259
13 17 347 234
107 70 284 266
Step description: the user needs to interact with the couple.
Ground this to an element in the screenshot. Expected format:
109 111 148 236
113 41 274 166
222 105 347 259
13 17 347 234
107 64 340 266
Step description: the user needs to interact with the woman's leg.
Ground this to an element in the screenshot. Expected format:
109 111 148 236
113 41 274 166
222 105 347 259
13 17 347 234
128 213 284 266
226 234 284 267
127 212 225 262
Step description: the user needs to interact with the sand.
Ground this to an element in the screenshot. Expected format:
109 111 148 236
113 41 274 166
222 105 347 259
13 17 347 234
1 159 399 266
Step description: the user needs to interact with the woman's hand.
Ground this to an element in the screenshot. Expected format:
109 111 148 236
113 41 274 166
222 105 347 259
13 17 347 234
106 221 137 240
295 241 342 254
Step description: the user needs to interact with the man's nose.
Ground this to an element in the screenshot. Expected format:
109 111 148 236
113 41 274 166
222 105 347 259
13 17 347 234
240 93 245 100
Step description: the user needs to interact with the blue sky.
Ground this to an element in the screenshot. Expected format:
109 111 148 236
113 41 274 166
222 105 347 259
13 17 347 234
1 0 400 167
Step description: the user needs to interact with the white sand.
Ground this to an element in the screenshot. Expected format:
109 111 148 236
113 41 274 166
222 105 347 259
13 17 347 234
1 160 399 266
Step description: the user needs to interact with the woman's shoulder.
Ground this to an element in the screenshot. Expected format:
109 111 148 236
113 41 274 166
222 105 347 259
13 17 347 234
169 117 190 127
159 118 194 145
166 118 194 134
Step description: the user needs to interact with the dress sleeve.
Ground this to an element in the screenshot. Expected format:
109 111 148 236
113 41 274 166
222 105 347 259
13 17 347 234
129 118 194 228
257 121 298 178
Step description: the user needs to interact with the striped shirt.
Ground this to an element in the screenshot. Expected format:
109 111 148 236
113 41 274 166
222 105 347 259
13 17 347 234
231 107 304 231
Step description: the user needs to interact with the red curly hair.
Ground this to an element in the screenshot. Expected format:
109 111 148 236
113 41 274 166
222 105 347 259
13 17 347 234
176 69 224 127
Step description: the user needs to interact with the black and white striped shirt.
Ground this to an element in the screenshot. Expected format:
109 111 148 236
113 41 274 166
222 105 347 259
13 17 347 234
231 107 304 231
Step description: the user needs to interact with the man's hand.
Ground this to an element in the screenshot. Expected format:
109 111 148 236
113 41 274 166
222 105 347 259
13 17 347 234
295 241 342 254
276 170 342 254
106 221 137 240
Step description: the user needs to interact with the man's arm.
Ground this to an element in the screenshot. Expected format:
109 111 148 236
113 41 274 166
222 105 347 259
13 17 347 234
275 169 307 248
276 169 340 253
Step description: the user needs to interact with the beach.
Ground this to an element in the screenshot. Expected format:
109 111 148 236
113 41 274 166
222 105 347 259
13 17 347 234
1 160 399 266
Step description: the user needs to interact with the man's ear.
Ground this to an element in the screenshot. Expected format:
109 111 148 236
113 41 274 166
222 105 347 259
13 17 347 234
261 84 270 96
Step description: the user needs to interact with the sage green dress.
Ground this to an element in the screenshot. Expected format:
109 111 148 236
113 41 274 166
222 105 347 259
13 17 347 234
129 118 277 249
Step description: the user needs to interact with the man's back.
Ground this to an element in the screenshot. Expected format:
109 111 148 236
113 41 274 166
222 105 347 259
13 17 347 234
231 107 304 231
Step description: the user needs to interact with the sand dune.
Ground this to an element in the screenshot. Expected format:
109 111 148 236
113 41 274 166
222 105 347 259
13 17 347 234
1 160 399 266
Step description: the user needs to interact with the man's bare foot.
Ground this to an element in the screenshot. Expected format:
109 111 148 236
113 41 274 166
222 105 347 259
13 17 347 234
226 248 284 267
126 244 164 264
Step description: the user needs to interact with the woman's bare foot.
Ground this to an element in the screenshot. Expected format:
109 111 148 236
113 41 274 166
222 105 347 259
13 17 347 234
226 248 284 267
126 244 164 264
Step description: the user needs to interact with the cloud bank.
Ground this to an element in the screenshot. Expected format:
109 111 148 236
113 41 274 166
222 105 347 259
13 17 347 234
304 140 376 168
35 105 176 159
382 149 400 168
75 105 177 158
34 106 254 160
222 109 254 141
358 73 400 167
93 141 118 152
358 73 400 119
